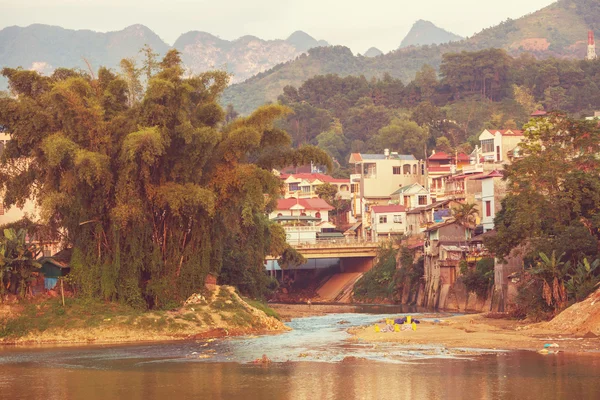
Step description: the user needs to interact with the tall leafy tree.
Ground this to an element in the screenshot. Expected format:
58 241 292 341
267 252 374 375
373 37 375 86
0 51 330 307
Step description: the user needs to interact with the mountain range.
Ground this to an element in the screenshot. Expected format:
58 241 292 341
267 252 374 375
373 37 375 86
222 0 600 114
0 24 329 85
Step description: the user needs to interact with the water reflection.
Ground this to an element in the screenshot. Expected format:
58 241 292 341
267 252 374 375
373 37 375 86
3 354 600 400
1 311 600 399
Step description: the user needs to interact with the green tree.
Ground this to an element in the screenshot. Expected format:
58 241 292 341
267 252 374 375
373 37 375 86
0 228 41 298
371 118 427 158
486 114 600 265
452 203 478 226
315 183 338 204
0 51 331 307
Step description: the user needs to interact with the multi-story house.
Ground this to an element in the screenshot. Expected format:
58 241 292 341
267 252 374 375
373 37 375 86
405 199 460 237
348 149 424 214
472 170 505 232
390 183 430 209
478 129 524 164
370 205 406 241
279 173 351 200
422 219 472 308
269 198 335 245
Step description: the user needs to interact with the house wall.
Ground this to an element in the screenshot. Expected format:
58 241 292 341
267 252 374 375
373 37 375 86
371 211 406 239
359 159 423 200
500 136 523 163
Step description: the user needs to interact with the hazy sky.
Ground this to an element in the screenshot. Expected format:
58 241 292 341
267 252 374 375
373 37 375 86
1 0 557 53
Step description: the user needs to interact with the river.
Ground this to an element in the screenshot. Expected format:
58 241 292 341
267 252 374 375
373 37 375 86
1 311 599 399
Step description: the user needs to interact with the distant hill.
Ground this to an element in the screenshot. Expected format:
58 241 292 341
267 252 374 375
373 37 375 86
174 30 328 83
0 24 328 87
222 0 600 114
364 47 384 57
0 24 170 75
400 20 463 48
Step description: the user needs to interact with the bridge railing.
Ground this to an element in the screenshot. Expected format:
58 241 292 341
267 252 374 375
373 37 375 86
289 237 386 248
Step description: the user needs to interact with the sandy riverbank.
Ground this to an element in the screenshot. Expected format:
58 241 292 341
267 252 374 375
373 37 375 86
348 313 600 353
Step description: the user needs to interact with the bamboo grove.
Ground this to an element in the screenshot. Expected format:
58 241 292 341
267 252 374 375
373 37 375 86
0 50 331 308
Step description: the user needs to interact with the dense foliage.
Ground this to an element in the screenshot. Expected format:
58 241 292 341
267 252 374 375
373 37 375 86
460 258 494 297
0 51 331 308
0 228 41 298
266 51 600 175
485 114 600 317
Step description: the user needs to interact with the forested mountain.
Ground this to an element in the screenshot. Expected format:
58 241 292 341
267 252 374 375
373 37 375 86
399 20 463 48
364 47 384 57
223 0 600 114
0 24 328 87
273 49 600 176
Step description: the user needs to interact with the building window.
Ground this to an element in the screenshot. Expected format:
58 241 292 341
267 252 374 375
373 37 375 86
403 164 411 175
486 200 491 217
413 165 417 175
351 183 359 193
301 186 311 194
315 211 321 219
393 166 401 175
393 215 402 223
481 139 494 153
379 216 387 224
496 146 501 162
289 183 299 192
277 213 283 217
418 195 427 205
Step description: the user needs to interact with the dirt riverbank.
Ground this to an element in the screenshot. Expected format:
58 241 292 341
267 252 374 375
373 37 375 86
349 313 600 353
0 286 287 346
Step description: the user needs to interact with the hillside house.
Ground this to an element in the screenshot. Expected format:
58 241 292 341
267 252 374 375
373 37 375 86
279 172 351 200
370 205 407 241
478 129 524 163
406 199 460 236
348 150 424 219
269 198 335 245
390 183 430 209
423 219 472 308
472 170 505 232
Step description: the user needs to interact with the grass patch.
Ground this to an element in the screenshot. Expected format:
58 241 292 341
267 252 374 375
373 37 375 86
243 298 280 320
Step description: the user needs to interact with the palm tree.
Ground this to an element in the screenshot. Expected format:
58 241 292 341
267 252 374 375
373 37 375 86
452 202 479 226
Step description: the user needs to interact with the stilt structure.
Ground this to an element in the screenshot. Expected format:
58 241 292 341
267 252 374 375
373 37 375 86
587 30 597 60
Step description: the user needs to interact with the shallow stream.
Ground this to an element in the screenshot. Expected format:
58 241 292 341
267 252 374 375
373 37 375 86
1 310 599 399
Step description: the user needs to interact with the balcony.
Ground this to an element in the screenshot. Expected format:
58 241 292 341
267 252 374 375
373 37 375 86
282 225 321 232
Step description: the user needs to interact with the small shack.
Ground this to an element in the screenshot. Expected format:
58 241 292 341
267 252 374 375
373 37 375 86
38 248 72 290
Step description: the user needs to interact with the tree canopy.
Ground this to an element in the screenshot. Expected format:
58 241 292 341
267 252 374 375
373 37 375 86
0 50 331 307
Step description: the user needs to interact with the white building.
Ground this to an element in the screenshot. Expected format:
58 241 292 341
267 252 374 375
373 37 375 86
279 173 351 200
370 205 407 241
478 129 523 164
390 183 430 209
269 198 336 245
473 170 504 232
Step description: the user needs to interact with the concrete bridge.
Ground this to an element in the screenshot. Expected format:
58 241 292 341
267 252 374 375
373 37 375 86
267 239 380 260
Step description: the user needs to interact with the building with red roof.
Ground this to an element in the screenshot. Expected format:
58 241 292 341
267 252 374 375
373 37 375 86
370 204 407 241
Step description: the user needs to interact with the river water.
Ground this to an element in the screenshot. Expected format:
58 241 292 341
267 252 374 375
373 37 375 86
1 311 599 399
